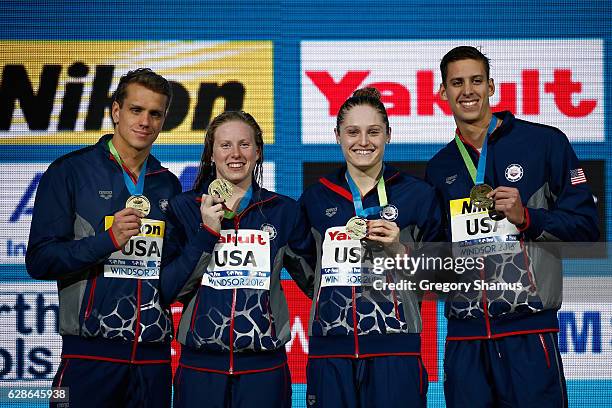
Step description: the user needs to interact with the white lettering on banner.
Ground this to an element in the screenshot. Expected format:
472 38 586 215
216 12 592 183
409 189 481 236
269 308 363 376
0 164 48 264
0 283 59 383
558 278 612 379
449 198 520 258
103 217 165 280
285 316 309 354
320 226 385 287
301 40 603 144
203 229 271 290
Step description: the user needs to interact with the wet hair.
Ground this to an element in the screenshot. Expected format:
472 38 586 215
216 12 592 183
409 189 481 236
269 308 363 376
440 46 491 85
112 68 173 111
192 111 264 191
336 87 390 133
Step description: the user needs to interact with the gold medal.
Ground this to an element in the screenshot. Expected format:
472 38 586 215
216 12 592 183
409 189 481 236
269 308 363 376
126 195 151 216
470 184 494 210
208 179 233 201
346 216 368 240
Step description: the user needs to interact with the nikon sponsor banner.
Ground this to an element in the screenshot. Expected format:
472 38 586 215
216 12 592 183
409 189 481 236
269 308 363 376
0 41 274 144
301 40 603 144
0 162 275 266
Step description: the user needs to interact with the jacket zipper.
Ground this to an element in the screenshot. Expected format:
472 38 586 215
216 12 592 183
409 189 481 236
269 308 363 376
480 267 492 338
130 280 142 362
352 286 359 358
461 133 496 338
84 275 97 320
225 195 277 372
229 288 237 374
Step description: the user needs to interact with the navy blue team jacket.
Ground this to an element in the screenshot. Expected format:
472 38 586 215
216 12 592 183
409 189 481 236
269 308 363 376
299 164 442 358
26 134 182 363
426 111 599 340
160 180 314 374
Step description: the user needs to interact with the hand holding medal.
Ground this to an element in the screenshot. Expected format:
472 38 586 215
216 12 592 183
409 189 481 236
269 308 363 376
126 195 151 217
486 186 526 226
109 207 143 248
346 216 368 240
198 178 253 232
344 167 401 252
195 178 235 233
469 183 505 221
199 193 226 233
208 178 234 202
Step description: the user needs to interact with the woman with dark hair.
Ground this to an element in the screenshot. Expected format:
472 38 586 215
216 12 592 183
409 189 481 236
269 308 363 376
299 88 442 407
160 111 313 408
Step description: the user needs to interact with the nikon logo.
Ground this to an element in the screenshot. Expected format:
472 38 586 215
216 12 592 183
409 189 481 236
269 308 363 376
0 62 245 132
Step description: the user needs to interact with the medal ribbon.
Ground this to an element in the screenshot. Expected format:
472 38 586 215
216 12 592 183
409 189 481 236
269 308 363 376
222 185 252 219
454 116 498 185
108 140 147 196
345 166 388 218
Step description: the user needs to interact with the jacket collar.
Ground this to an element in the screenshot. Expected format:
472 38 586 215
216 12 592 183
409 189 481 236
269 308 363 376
318 163 400 202
455 111 516 156
97 134 165 174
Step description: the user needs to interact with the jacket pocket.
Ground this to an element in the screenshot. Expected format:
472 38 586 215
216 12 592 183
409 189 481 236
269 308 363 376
538 333 551 369
355 287 406 335
82 275 97 322
187 287 279 352
80 274 138 340
312 286 354 337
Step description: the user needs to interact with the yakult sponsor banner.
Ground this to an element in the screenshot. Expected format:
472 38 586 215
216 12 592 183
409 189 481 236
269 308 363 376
0 162 275 265
302 40 603 144
0 41 274 145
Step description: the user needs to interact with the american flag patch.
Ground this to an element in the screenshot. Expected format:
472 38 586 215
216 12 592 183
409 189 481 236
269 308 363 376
570 168 587 185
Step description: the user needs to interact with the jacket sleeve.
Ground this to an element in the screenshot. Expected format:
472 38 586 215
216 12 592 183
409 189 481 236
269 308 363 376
25 161 119 281
159 198 219 306
405 181 455 296
520 131 599 242
424 162 452 242
283 198 316 299
415 185 444 245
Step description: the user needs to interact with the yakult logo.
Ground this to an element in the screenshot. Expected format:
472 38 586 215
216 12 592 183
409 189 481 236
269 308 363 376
302 40 603 144
327 229 352 241
218 231 268 245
